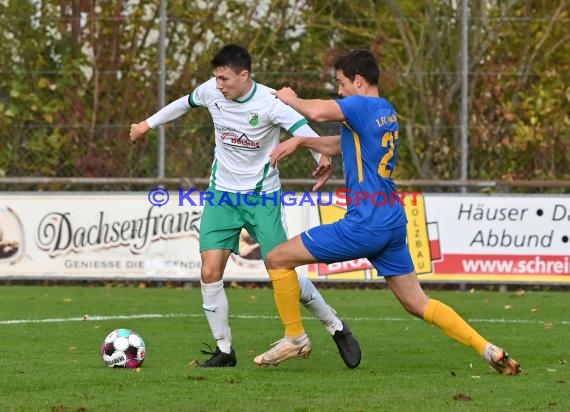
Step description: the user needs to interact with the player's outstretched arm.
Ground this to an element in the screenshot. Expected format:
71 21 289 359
130 95 191 142
290 123 332 184
273 87 344 122
300 135 341 156
270 137 302 167
270 135 341 167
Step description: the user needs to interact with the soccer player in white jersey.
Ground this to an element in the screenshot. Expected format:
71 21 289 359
130 44 361 368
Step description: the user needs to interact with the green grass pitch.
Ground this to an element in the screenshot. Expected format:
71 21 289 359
0 285 567 411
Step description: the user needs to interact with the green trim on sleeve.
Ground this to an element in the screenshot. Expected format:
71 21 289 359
189 92 199 108
287 118 309 134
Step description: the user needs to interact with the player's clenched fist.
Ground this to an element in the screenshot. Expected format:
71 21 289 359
130 121 150 142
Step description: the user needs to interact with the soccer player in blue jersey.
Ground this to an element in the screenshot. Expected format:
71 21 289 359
257 49 521 375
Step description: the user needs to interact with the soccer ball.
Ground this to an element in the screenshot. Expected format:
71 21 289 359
101 328 146 368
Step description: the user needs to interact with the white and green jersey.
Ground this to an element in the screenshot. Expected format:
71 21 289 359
147 78 311 193
190 78 308 192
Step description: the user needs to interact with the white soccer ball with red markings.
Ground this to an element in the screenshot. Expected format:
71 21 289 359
101 328 146 368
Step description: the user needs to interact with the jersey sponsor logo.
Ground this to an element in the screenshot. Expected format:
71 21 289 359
248 111 259 126
221 131 260 150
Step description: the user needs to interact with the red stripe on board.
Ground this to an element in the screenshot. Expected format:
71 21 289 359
434 254 570 275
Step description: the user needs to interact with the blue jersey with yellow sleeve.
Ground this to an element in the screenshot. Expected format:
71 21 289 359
336 95 407 229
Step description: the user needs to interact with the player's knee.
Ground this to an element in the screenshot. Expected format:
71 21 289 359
266 248 290 270
201 266 223 283
265 249 279 269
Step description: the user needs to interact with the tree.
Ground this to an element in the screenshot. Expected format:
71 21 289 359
0 0 568 192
